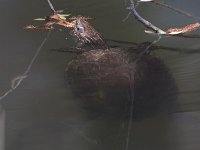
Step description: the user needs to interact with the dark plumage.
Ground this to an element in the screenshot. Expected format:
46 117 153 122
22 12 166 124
71 16 107 48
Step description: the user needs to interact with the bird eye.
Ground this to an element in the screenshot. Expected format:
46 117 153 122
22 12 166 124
75 19 84 33
76 26 84 33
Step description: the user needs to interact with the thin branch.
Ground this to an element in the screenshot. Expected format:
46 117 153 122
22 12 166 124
125 36 161 150
0 31 51 101
152 1 200 21
139 0 200 22
128 0 166 34
47 0 56 13
128 0 200 38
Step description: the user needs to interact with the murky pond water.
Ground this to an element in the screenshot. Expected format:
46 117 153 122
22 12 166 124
1 0 200 150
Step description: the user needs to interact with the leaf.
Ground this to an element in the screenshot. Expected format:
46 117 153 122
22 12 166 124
166 23 200 35
34 18 46 21
139 0 153 2
62 14 71 16
24 25 37 29
45 21 56 26
24 25 55 30
50 14 62 20
50 14 67 20
59 14 71 17
57 14 67 20
55 10 64 13
144 30 157 34
56 20 75 28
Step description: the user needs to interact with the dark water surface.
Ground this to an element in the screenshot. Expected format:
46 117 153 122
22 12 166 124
1 0 200 150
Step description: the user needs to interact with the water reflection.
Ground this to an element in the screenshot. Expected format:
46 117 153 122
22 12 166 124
65 46 178 149
66 46 178 119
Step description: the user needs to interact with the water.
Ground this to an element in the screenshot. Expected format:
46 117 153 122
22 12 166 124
0 0 200 150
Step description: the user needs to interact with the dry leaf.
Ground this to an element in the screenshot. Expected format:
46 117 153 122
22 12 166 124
50 14 63 20
56 20 75 28
166 22 200 35
45 21 56 26
24 25 55 30
25 12 80 32
34 18 46 21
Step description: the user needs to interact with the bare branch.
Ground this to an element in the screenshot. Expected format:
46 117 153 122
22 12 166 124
128 0 166 34
151 1 200 21
0 31 52 101
128 0 200 38
139 0 200 20
47 0 56 13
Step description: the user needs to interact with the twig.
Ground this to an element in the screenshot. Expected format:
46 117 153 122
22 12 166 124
0 0 65 101
134 36 162 63
152 1 200 21
123 12 132 22
125 67 135 150
47 0 56 13
128 0 166 34
0 31 51 101
128 0 200 38
0 1 58 101
125 36 161 150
